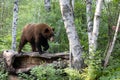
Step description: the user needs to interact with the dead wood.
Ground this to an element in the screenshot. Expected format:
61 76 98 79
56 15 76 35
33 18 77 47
3 50 69 74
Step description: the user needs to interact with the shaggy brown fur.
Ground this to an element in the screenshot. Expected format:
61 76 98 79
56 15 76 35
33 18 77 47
18 23 54 54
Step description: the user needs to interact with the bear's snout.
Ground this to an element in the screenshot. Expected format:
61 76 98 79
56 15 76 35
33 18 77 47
49 37 54 41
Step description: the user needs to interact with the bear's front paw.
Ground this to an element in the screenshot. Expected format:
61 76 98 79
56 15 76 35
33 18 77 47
20 52 24 55
38 51 43 54
18 51 24 55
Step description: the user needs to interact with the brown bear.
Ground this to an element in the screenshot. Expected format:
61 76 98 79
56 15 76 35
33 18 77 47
18 23 54 54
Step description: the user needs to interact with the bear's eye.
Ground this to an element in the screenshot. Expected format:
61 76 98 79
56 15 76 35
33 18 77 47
51 33 54 37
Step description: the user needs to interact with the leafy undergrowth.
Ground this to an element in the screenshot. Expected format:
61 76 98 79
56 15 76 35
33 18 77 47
99 58 120 80
0 60 8 80
18 57 120 80
0 56 120 80
18 64 68 80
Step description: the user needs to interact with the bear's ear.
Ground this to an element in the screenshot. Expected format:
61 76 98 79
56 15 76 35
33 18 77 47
52 28 55 31
44 28 49 33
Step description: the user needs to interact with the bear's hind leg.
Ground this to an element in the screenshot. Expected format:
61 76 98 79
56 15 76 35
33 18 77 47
18 38 27 54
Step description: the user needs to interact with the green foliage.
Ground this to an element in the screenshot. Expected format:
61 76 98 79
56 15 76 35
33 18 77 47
65 68 82 80
19 73 36 80
0 35 12 52
99 58 120 80
99 69 120 80
0 72 8 80
83 51 102 80
19 64 68 80
0 61 8 80
74 0 88 51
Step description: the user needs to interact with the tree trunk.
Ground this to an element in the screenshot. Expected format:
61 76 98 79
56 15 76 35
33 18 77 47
44 0 51 12
59 0 83 70
3 50 69 74
71 0 74 10
86 0 93 53
104 14 120 67
91 0 103 53
71 0 74 19
11 0 19 51
88 0 103 79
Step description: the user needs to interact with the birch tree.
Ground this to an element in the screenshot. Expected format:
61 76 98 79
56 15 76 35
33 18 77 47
104 14 120 67
11 0 19 51
71 0 75 19
59 0 83 69
90 0 103 53
71 0 74 10
86 0 93 53
44 0 51 12
88 0 103 79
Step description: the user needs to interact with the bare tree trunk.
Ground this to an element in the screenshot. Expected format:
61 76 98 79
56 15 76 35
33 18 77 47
90 0 103 53
86 0 93 53
71 0 74 10
44 0 51 12
104 14 120 67
70 0 74 19
59 0 83 70
88 0 103 79
11 0 19 51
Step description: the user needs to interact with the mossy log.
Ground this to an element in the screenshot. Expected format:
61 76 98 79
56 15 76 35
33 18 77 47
3 50 69 74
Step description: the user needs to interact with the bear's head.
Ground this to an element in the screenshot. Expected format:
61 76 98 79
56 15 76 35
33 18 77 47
43 27 54 41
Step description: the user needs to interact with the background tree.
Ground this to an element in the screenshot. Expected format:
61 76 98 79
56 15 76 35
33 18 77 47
11 0 19 51
103 0 120 57
104 14 120 67
86 0 93 53
71 0 74 10
59 0 83 69
88 0 103 79
91 0 103 52
44 0 51 12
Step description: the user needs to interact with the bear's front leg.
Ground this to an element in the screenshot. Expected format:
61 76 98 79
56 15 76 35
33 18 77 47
43 44 49 51
35 38 43 54
42 40 49 52
36 43 43 54
38 46 43 54
36 44 43 54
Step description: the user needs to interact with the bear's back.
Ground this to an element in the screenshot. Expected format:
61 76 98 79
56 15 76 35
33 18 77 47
34 23 51 34
22 24 36 40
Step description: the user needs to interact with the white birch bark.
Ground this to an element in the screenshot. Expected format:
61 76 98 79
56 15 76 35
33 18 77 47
90 0 103 53
11 0 19 51
71 0 74 10
59 0 83 69
44 0 51 12
104 14 120 67
87 0 103 79
86 0 93 53
71 0 74 19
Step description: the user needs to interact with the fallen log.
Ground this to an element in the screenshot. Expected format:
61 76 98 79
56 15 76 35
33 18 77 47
3 50 69 74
